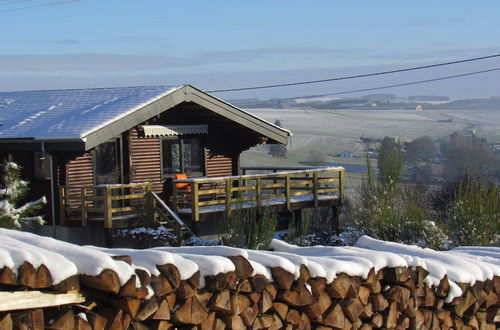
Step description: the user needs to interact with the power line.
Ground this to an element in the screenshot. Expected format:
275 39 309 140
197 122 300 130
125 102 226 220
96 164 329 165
0 0 79 13
231 67 500 105
207 54 500 93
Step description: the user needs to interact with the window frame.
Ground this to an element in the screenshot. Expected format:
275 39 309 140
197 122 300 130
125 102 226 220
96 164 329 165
160 136 204 180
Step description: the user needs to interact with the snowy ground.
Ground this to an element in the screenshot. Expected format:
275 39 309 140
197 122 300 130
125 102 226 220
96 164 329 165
242 108 500 168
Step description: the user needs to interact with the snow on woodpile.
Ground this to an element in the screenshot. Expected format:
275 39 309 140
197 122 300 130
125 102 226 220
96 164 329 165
0 229 499 329
355 236 498 299
0 229 498 292
0 228 136 286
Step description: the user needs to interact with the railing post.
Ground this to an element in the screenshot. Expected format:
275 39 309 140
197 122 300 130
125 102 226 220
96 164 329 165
81 187 87 227
285 174 291 210
313 172 319 207
191 182 199 222
103 185 113 229
59 187 66 226
225 178 232 219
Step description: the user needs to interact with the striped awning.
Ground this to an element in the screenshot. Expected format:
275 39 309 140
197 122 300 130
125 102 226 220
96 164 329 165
143 125 208 137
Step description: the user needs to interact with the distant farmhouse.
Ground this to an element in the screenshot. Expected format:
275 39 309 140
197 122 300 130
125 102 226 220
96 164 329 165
336 151 352 158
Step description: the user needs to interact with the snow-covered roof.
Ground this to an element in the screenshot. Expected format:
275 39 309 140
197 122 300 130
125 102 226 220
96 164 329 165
0 85 291 149
0 86 180 141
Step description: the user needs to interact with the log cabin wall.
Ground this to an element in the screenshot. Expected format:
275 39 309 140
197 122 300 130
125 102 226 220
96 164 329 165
65 153 93 187
128 127 163 193
64 153 93 208
204 136 235 178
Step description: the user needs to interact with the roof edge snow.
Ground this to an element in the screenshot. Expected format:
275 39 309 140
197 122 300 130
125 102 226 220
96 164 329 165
82 85 291 150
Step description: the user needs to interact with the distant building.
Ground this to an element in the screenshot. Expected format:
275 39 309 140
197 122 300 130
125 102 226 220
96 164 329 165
465 128 476 135
490 143 500 155
336 151 352 158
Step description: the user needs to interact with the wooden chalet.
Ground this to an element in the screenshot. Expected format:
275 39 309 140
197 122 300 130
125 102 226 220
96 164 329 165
0 85 344 241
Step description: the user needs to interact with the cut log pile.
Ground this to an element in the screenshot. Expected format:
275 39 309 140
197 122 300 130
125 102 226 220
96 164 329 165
0 229 498 329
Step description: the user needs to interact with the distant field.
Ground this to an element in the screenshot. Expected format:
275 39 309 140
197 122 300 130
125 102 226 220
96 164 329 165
241 108 500 190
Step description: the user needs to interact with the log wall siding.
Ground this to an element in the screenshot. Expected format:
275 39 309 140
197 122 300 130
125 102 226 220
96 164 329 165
205 136 237 177
65 153 93 187
65 153 93 207
129 128 163 193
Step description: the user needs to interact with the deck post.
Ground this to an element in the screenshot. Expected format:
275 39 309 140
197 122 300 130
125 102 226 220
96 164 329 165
59 187 66 226
103 185 113 229
285 174 291 210
332 206 341 234
293 209 302 227
80 187 87 227
312 172 319 207
191 182 200 222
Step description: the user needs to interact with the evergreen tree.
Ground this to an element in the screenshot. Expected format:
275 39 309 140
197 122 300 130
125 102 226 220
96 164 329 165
377 137 403 191
0 157 47 228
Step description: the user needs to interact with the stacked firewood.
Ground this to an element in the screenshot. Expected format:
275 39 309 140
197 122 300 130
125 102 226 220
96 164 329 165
0 253 499 330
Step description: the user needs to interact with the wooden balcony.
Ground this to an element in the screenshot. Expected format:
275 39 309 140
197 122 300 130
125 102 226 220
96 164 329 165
172 166 345 223
58 166 345 238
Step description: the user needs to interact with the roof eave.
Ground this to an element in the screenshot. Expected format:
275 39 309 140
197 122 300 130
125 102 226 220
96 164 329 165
184 85 291 144
82 86 187 150
82 85 292 150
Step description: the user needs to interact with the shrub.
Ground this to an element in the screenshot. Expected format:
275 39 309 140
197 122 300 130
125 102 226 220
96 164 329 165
283 210 311 246
352 144 446 249
218 204 277 250
441 178 499 247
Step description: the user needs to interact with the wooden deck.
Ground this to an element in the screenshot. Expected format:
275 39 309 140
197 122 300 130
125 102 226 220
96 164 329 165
58 166 345 238
172 166 345 223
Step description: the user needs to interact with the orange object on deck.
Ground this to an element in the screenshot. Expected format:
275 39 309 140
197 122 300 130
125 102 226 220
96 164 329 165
175 173 191 191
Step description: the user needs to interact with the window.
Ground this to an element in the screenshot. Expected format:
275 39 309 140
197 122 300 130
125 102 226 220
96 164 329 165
95 141 118 176
94 140 120 185
161 137 203 177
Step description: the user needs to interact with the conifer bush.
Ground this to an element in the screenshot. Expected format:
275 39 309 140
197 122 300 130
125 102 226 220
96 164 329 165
0 157 47 228
441 178 499 247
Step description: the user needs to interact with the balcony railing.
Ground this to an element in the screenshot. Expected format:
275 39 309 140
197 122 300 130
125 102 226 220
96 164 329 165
59 183 152 228
172 166 345 222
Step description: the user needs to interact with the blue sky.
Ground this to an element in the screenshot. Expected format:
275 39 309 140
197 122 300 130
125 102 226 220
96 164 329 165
1 0 499 99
